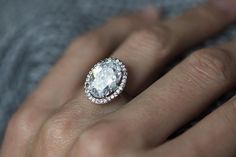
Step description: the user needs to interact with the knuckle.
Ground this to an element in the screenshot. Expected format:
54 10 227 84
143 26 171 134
40 114 71 146
6 109 36 138
187 48 232 83
4 95 53 141
78 121 126 157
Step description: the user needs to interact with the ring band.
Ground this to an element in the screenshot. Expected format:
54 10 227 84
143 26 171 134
84 58 128 104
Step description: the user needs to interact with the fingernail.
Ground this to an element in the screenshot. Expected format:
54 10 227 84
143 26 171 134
139 6 160 20
209 0 236 14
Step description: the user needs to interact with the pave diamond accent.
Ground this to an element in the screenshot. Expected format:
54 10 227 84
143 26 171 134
84 58 128 104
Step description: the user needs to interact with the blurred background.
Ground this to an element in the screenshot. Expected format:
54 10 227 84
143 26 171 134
0 0 236 142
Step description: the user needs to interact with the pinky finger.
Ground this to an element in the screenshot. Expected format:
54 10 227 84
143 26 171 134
145 95 236 157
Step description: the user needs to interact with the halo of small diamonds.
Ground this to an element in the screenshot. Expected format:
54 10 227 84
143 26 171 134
84 58 128 104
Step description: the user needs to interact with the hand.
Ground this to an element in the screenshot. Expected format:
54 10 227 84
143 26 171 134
1 0 236 157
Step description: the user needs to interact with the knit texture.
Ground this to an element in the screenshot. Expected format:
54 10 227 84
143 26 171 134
0 0 235 142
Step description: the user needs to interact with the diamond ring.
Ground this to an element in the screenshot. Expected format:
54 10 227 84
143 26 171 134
84 58 128 104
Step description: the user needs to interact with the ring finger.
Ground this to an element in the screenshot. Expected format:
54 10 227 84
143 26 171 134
147 94 236 157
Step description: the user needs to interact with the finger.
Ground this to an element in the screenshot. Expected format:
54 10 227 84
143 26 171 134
147 95 236 157
0 10 160 157
111 0 236 96
70 40 236 157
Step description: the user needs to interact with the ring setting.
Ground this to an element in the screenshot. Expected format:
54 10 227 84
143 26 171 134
84 58 128 104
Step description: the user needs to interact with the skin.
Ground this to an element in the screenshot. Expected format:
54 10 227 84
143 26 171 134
1 0 236 156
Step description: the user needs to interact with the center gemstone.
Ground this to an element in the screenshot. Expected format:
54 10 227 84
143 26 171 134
87 58 122 98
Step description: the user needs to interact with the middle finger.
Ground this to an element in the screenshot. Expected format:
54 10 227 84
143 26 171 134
111 1 236 96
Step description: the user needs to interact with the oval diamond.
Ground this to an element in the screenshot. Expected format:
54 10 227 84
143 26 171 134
85 58 127 103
